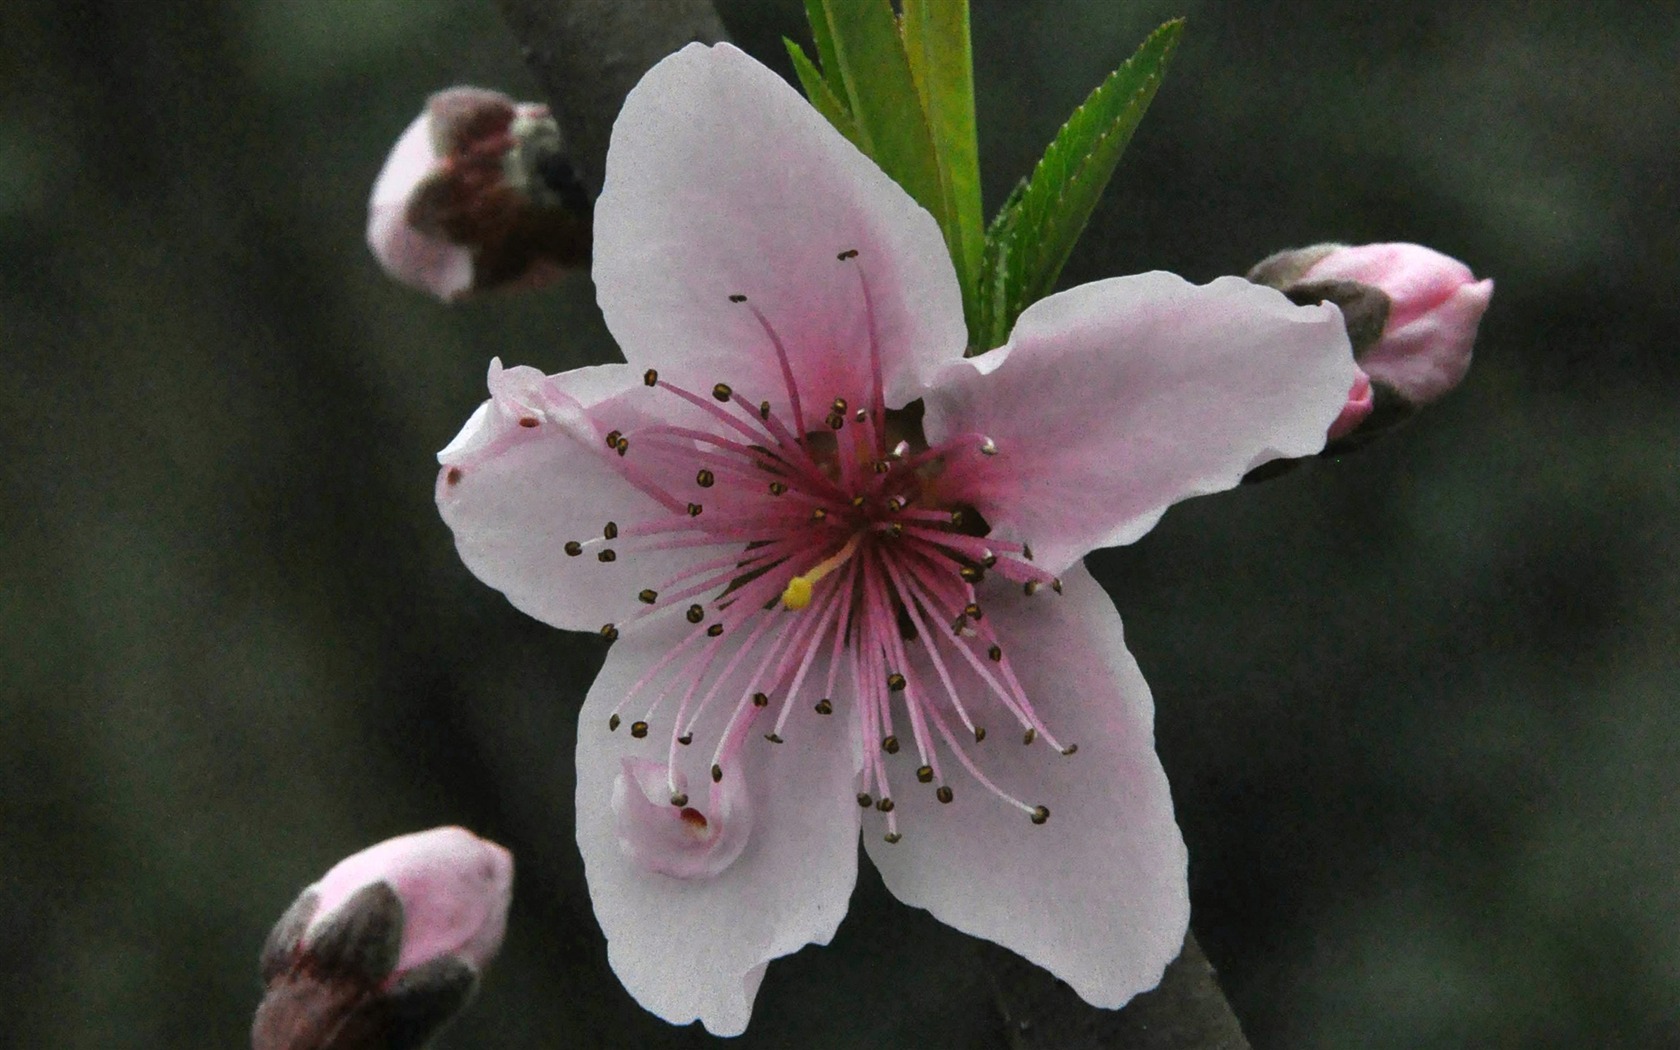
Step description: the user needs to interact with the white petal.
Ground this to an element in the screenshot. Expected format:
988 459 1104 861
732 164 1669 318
864 563 1188 1008
594 43 966 414
576 612 865 1035
923 273 1357 572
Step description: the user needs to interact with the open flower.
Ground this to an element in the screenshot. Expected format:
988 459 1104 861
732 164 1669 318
436 43 1355 1035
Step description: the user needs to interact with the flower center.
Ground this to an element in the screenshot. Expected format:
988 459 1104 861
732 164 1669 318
575 254 1070 847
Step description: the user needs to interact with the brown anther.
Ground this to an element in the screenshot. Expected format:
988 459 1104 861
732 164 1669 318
837 248 859 260
876 797 895 813
1023 728 1037 745
445 467 463 486
728 293 747 303
768 481 787 495
973 726 987 743
854 408 866 423
764 733 784 743
872 460 891 474
707 623 724 637
615 437 629 456
810 508 827 521
987 644 1002 662
963 602 983 620
600 624 619 641
916 765 934 783
1051 577 1063 594
960 565 985 583
629 721 649 738
696 469 715 487
518 416 539 428
597 549 617 563
886 496 906 512
949 510 965 526
677 733 693 746
564 541 583 557
608 714 621 731
825 412 844 430
883 831 902 844
759 400 771 420
605 429 621 448
637 588 658 604
851 495 866 508
936 786 954 804
815 698 834 715
886 673 907 692
712 383 733 402
882 735 900 754
686 604 705 624
669 792 688 807
603 521 619 540
711 764 723 783
979 437 998 456
1061 744 1079 756
643 369 659 386
1030 805 1050 825
1023 580 1040 596
752 692 769 708
1022 542 1035 561
951 614 968 634
857 792 873 808
687 502 703 516
887 522 904 538
981 552 998 568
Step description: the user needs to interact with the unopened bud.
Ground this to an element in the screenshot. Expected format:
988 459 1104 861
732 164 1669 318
1252 242 1492 408
253 827 513 1050
367 87 590 302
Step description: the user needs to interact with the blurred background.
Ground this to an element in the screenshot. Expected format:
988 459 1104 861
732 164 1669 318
4 0 1676 1047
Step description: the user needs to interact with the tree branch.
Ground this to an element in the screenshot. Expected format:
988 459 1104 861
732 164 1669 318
488 4 1251 1047
491 0 728 196
985 933 1250 1050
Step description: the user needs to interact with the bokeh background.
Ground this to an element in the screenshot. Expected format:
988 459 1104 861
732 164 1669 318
5 0 1676 1047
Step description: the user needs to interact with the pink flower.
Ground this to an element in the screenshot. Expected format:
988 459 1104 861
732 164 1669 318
367 87 588 302
1327 371 1376 441
302 826 514 979
1300 242 1492 407
436 44 1355 1034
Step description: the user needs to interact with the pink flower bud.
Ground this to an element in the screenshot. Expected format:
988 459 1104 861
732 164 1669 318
304 826 513 978
1299 243 1493 406
367 87 590 302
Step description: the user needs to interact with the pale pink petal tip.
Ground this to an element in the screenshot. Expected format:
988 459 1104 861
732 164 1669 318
305 826 514 976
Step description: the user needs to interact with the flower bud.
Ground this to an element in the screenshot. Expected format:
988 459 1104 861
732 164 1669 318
1249 242 1493 410
367 87 590 302
253 827 513 1050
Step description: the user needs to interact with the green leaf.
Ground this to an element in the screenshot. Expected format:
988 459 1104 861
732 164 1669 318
989 19 1183 341
806 0 953 253
785 39 861 148
901 0 983 342
978 177 1027 350
801 0 848 109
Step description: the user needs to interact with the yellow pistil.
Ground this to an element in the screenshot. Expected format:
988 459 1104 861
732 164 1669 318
781 535 862 610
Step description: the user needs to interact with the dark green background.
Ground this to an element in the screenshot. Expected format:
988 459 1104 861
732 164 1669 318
4 1 1675 1047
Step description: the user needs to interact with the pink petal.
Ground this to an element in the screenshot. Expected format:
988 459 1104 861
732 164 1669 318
594 43 965 415
366 111 474 302
575 613 865 1036
1359 277 1493 405
436 360 700 631
922 273 1356 572
307 826 514 976
863 564 1187 1007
